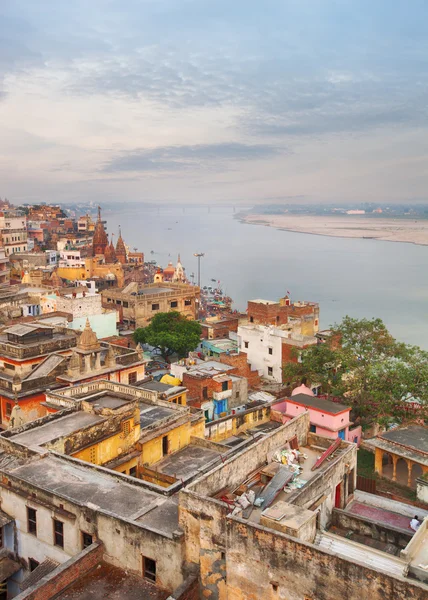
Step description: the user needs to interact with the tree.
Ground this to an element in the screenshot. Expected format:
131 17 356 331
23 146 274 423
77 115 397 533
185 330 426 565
133 312 202 362
283 316 428 427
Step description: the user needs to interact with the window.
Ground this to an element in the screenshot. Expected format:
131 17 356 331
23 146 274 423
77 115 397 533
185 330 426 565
221 381 228 392
122 420 131 436
176 396 182 405
170 301 178 308
244 341 249 349
202 386 208 400
310 424 316 433
184 299 192 306
128 371 137 384
162 435 169 456
123 301 129 308
82 532 93 549
152 303 160 311
143 556 156 582
129 466 137 477
29 558 39 572
27 508 37 536
5 403 13 417
249 316 254 323
268 366 273 376
89 447 97 464
53 519 64 548
268 347 273 355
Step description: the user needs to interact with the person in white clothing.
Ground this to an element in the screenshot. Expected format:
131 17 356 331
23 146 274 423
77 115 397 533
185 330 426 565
410 515 421 531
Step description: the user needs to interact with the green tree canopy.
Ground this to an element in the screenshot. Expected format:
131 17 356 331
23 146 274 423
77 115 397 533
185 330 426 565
283 316 428 427
133 311 202 362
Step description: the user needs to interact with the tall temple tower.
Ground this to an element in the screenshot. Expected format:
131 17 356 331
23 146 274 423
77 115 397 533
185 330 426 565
92 206 108 257
115 226 127 264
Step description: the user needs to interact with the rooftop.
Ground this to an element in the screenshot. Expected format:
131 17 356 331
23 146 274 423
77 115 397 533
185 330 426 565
380 425 428 454
286 393 350 415
151 444 223 481
0 454 177 535
249 299 278 305
53 561 169 600
11 412 104 447
136 380 186 395
86 394 133 410
139 403 177 430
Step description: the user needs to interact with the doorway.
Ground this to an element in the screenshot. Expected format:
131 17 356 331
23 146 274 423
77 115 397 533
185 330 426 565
335 483 341 508
162 435 169 456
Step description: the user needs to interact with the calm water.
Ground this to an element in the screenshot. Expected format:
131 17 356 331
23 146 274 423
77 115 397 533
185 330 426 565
106 205 428 349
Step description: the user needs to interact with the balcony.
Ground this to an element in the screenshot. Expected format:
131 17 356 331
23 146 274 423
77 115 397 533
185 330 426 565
213 389 232 401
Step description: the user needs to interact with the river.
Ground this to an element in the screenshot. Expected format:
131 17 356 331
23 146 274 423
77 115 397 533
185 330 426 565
106 204 428 349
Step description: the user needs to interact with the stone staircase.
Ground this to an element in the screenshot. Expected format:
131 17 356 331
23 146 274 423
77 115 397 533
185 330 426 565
314 532 406 578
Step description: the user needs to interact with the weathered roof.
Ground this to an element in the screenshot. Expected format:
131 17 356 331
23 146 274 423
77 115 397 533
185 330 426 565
24 354 66 381
286 393 350 415
20 558 60 591
0 509 13 527
2 455 168 524
12 412 104 447
380 425 428 455
3 323 53 336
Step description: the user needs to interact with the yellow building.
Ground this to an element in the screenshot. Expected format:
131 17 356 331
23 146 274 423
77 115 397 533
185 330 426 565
56 256 125 287
43 379 206 483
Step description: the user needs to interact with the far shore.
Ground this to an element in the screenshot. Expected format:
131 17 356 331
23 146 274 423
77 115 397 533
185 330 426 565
238 213 428 246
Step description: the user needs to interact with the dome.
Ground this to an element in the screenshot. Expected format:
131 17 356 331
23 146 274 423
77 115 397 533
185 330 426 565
77 318 100 352
291 383 314 397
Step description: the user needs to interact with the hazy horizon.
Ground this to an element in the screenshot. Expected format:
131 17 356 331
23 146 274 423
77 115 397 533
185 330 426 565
1 1 428 206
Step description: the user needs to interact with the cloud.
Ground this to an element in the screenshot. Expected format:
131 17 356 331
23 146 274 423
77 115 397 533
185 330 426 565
103 142 284 173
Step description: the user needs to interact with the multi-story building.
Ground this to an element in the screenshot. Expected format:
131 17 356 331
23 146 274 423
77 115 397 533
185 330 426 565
0 403 426 599
102 282 200 328
247 294 320 336
0 210 28 256
0 323 78 424
238 322 318 383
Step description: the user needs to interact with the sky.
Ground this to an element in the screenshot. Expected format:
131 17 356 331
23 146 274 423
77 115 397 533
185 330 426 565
1 0 428 205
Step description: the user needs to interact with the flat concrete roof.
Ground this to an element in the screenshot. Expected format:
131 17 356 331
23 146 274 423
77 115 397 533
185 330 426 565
3 455 165 523
153 444 222 480
139 403 176 429
53 561 169 600
86 394 132 410
12 412 104 447
380 426 428 455
136 287 174 296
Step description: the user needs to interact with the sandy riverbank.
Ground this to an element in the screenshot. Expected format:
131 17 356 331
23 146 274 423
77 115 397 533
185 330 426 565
239 214 428 246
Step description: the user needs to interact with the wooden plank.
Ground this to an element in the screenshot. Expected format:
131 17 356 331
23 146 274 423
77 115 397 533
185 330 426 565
311 438 341 471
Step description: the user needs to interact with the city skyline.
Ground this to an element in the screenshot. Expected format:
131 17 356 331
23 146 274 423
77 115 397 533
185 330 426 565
1 1 428 205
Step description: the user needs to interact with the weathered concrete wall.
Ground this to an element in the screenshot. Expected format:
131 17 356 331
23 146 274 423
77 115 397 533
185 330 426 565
226 517 428 600
416 476 428 504
192 413 309 497
179 490 228 599
168 573 199 600
0 465 185 593
332 508 412 548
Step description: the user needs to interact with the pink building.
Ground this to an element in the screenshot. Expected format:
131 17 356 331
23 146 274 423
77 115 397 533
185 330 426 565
272 394 361 445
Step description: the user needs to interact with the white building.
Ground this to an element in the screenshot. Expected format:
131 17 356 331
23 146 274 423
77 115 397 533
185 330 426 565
0 210 28 256
238 324 318 383
59 249 85 268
